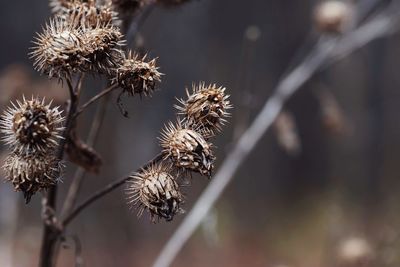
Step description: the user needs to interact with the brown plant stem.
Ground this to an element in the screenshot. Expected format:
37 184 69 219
39 75 83 267
74 84 118 118
62 153 164 227
61 94 111 220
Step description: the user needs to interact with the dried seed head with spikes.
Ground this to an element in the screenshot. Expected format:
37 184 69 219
0 97 64 155
160 121 214 177
176 83 231 134
51 0 120 28
3 153 62 203
114 51 162 96
30 17 86 78
81 23 125 74
127 163 183 222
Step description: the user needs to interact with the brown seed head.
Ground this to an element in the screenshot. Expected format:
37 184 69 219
114 51 162 96
0 97 64 155
127 163 183 222
176 83 231 134
81 23 125 74
3 153 62 203
30 17 86 78
314 1 352 34
51 0 119 27
160 121 214 177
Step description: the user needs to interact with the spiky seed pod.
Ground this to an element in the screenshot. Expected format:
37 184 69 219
0 97 64 155
176 83 231 134
160 121 214 177
127 163 183 222
30 17 86 78
3 153 62 203
114 51 162 96
81 24 125 74
51 0 120 28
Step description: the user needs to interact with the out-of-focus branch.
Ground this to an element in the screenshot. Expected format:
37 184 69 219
151 4 400 267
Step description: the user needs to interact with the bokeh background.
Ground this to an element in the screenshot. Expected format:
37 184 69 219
1 0 400 266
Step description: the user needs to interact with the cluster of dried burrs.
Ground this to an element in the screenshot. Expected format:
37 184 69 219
0 0 232 222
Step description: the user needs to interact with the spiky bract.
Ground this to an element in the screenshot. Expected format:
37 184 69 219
0 97 64 155
160 121 214 177
3 153 62 203
114 51 162 96
127 163 183 222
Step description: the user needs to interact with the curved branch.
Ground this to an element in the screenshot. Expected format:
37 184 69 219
151 5 400 267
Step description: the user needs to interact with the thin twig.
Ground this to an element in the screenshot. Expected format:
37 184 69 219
62 153 164 226
151 5 400 267
74 84 118 118
60 94 111 220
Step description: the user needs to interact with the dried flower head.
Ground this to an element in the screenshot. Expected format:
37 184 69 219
176 83 231 134
81 23 125 74
114 51 162 96
160 121 214 177
0 97 64 155
30 17 86 78
127 163 183 222
314 1 352 34
51 0 119 28
3 153 62 203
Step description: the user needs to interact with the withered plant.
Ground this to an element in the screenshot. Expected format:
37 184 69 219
0 0 232 266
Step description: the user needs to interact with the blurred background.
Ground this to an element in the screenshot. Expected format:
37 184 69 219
1 0 400 266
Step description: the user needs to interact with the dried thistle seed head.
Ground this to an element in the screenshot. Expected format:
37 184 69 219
30 17 86 78
3 153 62 203
176 83 231 134
314 1 352 34
113 51 162 96
127 163 183 222
160 121 214 177
0 97 64 155
54 0 120 28
81 24 125 74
